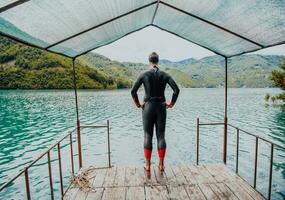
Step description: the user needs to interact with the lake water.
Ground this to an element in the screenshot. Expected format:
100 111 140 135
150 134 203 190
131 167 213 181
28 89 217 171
0 88 284 199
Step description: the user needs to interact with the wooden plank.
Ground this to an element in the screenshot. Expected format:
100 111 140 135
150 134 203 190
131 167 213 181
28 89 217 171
145 185 169 200
198 183 219 200
153 166 167 185
221 169 265 200
212 164 265 200
179 165 197 185
74 190 88 200
63 188 79 200
188 165 215 184
101 187 126 200
163 166 178 186
65 164 265 200
168 185 190 200
103 167 117 187
171 166 188 185
85 188 104 200
203 164 231 183
237 180 265 200
125 167 137 186
113 167 125 187
224 181 254 200
92 168 107 188
125 166 146 187
212 182 238 200
196 165 216 183
144 166 159 186
231 176 265 200
213 164 239 182
126 186 145 200
135 167 147 186
205 164 265 200
184 185 206 200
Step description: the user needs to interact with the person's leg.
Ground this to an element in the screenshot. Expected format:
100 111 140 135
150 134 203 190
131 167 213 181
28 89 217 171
142 102 155 171
155 102 167 171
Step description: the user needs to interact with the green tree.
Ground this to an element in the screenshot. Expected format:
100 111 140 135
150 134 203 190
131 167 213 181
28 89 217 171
266 58 285 102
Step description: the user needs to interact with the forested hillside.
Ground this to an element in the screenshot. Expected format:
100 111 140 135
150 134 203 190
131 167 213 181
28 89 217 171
0 36 129 89
0 36 283 89
157 55 283 88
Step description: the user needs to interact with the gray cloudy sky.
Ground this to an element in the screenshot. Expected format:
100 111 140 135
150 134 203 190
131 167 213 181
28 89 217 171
93 26 285 63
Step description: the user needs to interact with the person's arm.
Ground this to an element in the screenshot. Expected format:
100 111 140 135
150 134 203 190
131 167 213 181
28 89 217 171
131 74 144 108
166 75 180 108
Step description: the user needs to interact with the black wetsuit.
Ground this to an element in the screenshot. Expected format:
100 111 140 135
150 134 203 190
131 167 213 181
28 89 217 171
131 66 180 151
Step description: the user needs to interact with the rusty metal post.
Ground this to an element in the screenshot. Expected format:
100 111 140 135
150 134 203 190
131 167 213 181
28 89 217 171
223 57 228 164
70 133 75 174
107 120 111 168
24 169 31 200
47 151 54 200
72 58 83 168
196 118 200 165
253 137 258 188
235 128 239 173
268 144 274 200
57 143 64 197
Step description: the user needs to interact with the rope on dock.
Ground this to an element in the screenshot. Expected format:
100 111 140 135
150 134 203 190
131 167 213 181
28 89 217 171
70 166 97 193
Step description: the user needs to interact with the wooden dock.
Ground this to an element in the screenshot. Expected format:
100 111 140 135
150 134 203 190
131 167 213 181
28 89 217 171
64 163 265 200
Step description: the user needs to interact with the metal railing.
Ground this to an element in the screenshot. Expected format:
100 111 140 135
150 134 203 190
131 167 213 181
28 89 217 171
0 120 111 200
196 118 285 200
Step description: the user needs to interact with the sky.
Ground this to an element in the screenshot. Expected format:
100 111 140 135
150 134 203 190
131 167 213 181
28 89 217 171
93 26 285 63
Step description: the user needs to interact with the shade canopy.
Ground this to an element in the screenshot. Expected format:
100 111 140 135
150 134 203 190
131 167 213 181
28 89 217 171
0 0 284 58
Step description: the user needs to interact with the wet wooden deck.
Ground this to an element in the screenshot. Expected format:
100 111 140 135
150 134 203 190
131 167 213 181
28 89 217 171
64 163 265 200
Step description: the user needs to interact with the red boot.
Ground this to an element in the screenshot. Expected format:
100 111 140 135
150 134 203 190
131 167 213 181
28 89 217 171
144 148 152 171
158 148 166 172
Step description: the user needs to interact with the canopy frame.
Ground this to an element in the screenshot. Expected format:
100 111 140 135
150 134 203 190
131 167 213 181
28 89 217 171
44 1 157 50
0 0 29 13
0 0 284 168
1 0 284 59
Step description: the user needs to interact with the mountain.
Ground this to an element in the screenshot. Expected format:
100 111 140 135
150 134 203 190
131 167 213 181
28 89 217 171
81 53 283 88
157 54 284 88
160 58 197 65
0 36 133 89
0 35 283 89
78 53 141 88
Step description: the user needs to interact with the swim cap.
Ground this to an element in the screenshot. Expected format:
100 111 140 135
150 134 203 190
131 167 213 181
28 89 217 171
149 52 159 63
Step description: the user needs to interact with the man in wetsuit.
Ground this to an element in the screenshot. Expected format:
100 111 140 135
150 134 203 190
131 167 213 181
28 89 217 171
131 52 180 172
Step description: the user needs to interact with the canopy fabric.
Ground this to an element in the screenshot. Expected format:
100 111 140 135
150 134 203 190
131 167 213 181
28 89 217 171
0 0 284 58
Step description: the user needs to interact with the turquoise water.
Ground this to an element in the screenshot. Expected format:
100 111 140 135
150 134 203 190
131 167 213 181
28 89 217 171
0 88 284 199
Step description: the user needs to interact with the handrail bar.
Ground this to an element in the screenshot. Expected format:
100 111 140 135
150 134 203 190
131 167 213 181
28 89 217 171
227 124 285 149
199 122 225 126
0 122 110 196
0 127 76 191
197 118 285 200
80 125 108 128
197 120 285 150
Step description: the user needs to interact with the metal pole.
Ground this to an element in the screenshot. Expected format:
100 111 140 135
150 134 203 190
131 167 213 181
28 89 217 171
107 120 111 168
24 169 31 200
70 133 75 174
72 58 83 168
223 57 228 164
196 118 200 165
235 128 239 173
253 137 258 188
57 143 64 197
47 151 54 200
268 144 274 200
